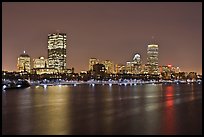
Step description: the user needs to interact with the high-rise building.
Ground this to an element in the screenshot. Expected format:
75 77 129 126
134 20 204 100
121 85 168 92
147 44 159 75
125 53 142 74
101 60 114 74
33 56 48 68
48 33 67 71
132 53 142 74
126 61 134 74
89 58 99 71
17 51 31 72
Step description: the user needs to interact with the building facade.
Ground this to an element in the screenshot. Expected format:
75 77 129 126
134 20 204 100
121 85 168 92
125 53 142 74
101 60 114 74
115 64 126 74
147 44 159 75
89 58 99 71
92 63 106 79
17 51 31 72
48 33 67 71
33 56 48 69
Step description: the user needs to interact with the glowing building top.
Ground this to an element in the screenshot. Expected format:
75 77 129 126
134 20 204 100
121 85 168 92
17 51 31 72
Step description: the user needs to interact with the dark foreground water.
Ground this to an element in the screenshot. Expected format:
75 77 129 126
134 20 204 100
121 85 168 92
2 83 202 135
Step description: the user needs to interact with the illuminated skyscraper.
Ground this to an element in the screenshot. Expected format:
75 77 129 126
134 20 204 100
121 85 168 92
48 33 67 71
126 61 134 74
147 44 159 75
133 54 141 64
17 51 31 72
101 60 114 74
132 53 142 74
33 56 48 68
89 58 99 71
126 53 142 74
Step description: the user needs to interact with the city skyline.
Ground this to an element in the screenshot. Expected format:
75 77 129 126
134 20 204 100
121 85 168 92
2 2 202 74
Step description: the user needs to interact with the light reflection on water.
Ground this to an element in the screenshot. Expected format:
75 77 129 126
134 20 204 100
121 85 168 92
2 84 202 135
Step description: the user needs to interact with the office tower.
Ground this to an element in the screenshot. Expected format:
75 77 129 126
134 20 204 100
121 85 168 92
33 56 48 68
89 58 99 71
126 61 134 74
101 60 114 74
17 51 31 72
132 53 142 74
126 53 142 74
147 44 159 75
48 33 67 71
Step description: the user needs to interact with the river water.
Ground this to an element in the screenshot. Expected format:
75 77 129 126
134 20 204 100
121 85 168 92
2 83 202 135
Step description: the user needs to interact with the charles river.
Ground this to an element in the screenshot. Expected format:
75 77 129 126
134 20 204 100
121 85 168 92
2 83 202 135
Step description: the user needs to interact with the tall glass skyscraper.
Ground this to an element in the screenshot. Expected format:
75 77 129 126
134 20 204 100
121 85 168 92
147 44 159 75
48 33 67 71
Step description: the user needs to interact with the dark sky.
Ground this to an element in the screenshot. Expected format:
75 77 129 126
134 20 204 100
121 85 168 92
2 2 202 74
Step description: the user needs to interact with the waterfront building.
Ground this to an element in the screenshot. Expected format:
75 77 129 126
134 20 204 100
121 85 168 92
160 65 180 74
48 33 67 71
33 56 48 68
141 64 149 74
147 44 159 75
115 64 126 74
101 60 114 74
92 63 106 79
17 51 31 73
89 58 99 71
32 68 58 75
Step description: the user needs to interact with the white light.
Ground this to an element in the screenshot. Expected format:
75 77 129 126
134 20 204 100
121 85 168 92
3 85 7 89
74 84 77 86
17 85 21 87
44 85 47 88
92 83 95 86
109 83 112 87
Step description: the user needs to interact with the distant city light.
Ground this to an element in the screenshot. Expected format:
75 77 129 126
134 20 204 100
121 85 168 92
168 64 172 67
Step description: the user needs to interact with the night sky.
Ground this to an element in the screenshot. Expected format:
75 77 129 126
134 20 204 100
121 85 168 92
2 2 202 74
